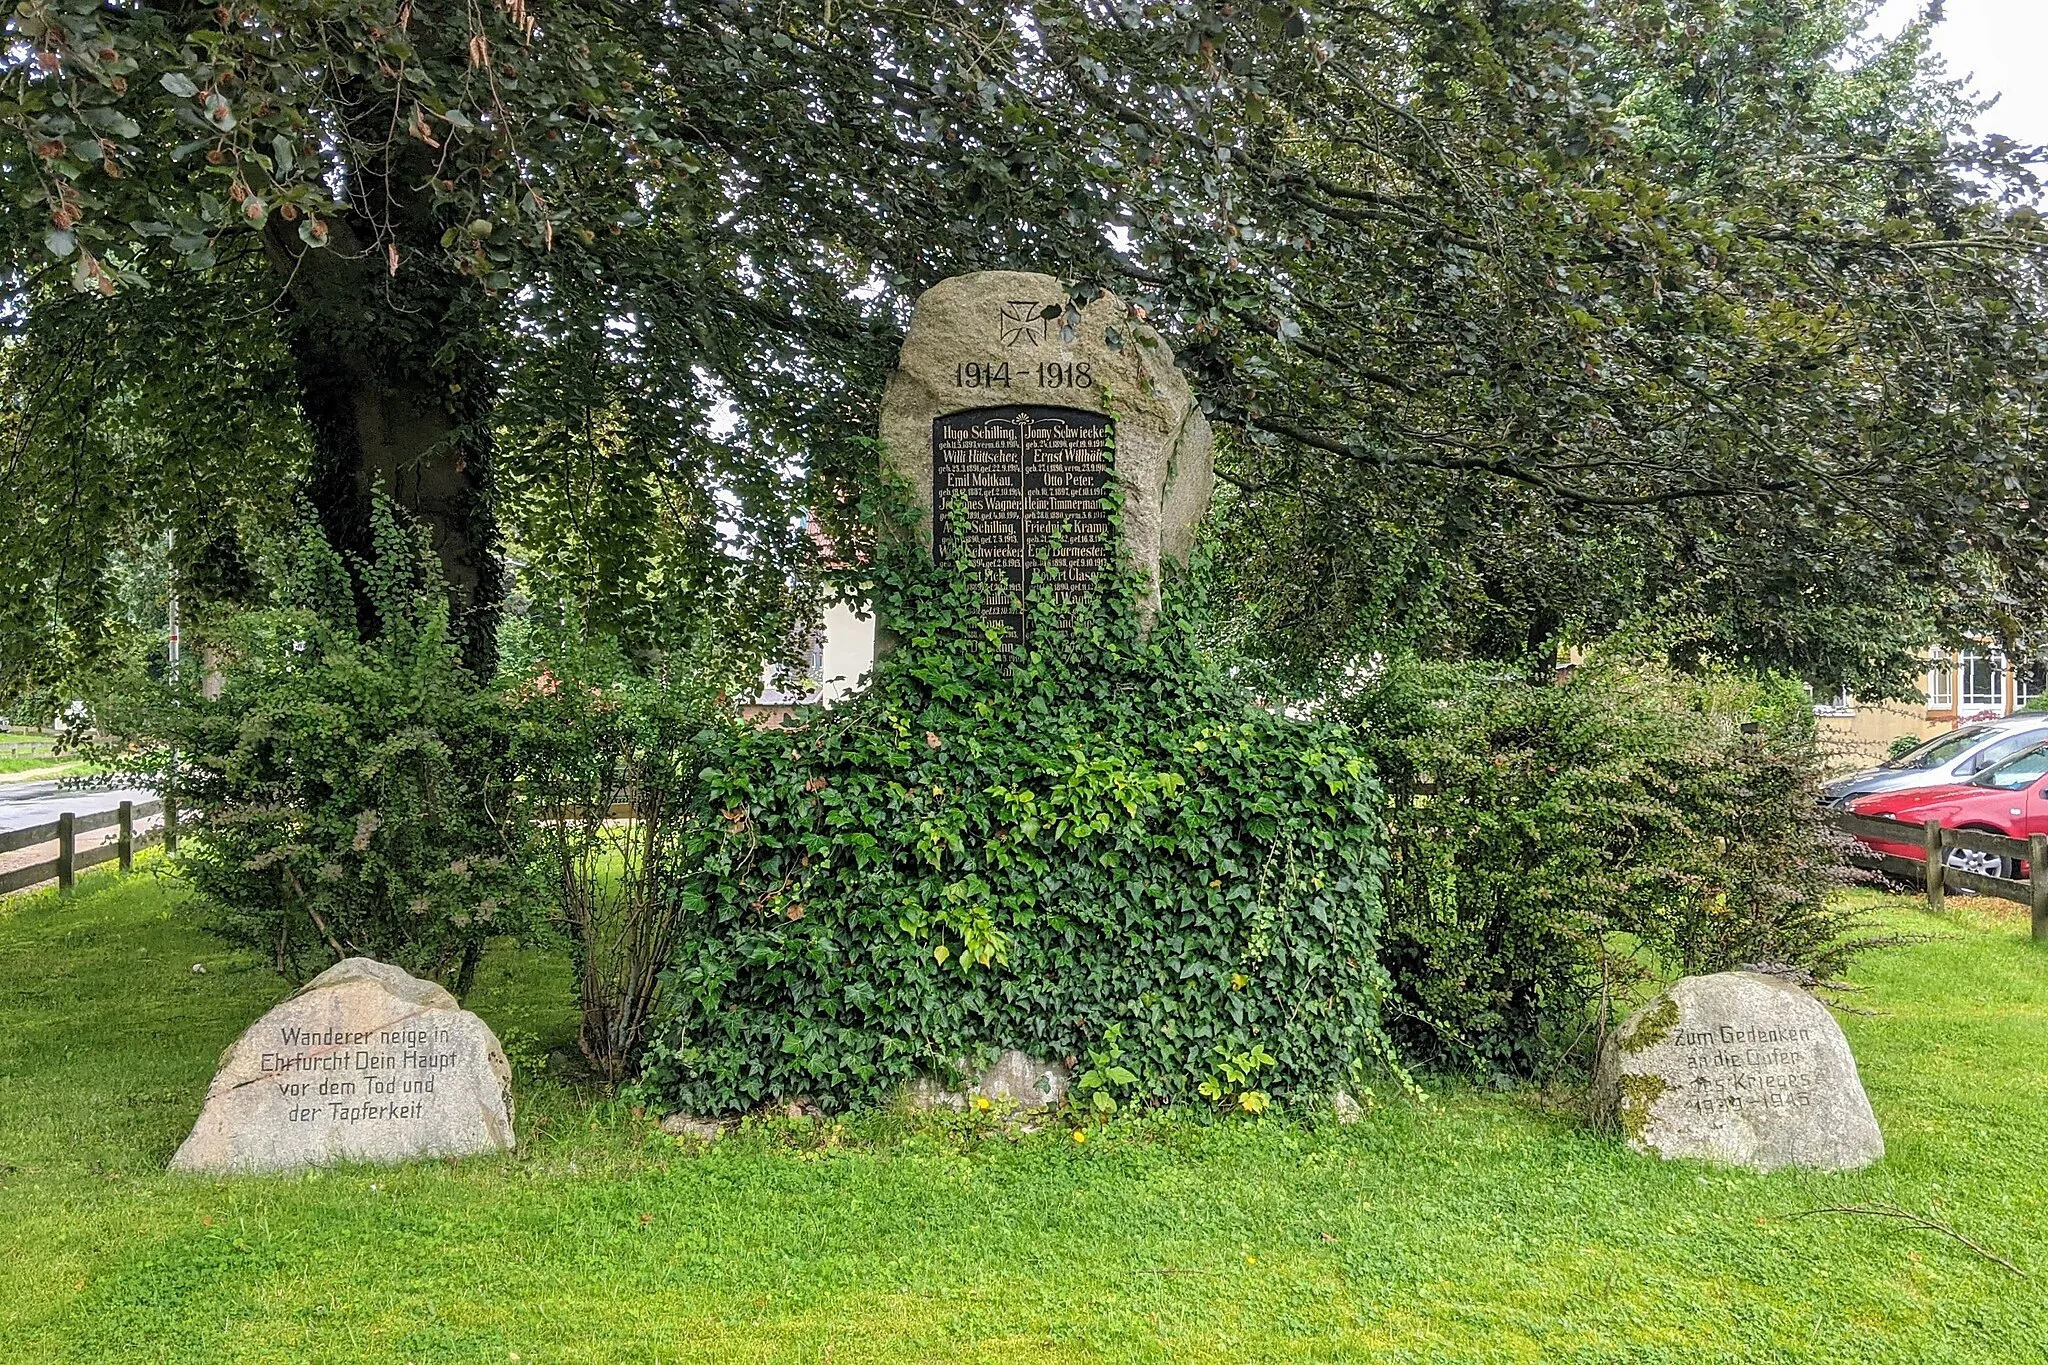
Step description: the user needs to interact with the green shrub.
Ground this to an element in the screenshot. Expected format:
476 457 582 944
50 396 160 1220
637 545 1387 1117
90 503 527 992
1885 732 1926 761
508 648 728 1081
1346 657 1853 1080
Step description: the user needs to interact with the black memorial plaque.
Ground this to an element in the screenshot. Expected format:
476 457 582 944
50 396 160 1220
932 406 1115 644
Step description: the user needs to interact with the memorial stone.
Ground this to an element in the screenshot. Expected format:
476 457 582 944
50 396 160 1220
880 270 1214 641
1593 970 1883 1172
170 957 515 1175
903 1049 1071 1112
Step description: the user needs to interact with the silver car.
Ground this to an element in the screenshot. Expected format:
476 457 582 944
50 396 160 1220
1823 714 2048 807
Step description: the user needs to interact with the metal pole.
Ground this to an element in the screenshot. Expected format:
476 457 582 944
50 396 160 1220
118 800 133 873
165 529 181 863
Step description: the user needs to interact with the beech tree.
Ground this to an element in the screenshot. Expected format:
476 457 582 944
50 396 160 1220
1 0 2043 698
1184 1 2048 690
0 0 1135 682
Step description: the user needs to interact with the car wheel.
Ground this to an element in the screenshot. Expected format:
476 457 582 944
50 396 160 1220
1944 843 2014 885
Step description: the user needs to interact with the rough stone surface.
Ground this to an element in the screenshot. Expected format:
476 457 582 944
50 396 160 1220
1594 971 1882 1172
170 957 515 1175
880 270 1214 624
903 1049 1071 1112
658 1114 726 1140
1331 1091 1366 1125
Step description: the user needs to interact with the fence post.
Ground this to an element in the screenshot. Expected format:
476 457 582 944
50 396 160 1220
118 800 133 872
1923 819 1945 914
56 811 75 892
2031 834 2048 944
163 792 178 853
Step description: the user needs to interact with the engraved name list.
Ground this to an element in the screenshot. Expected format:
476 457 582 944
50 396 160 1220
931 405 1114 644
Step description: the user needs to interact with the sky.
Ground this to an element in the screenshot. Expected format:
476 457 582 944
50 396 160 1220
1867 0 2048 147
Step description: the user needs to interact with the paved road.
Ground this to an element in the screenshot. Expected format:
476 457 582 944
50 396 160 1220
0 779 158 834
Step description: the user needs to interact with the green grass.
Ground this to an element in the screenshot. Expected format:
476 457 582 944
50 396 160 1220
0 736 96 779
0 756 95 778
2 870 2045 1362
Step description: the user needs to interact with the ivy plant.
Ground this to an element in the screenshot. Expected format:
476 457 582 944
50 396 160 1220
637 509 1388 1116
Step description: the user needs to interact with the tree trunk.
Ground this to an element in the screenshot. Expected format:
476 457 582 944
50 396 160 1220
263 193 502 673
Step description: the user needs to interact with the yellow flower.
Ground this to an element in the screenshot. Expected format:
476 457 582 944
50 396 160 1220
1072 1128 1087 1143
971 1096 992 1112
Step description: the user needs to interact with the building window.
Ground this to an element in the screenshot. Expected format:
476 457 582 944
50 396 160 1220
2017 662 2046 710
1958 649 2004 712
1928 648 1954 708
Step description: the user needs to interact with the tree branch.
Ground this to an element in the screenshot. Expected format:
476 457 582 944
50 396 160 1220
1785 1203 2028 1278
1248 414 1798 507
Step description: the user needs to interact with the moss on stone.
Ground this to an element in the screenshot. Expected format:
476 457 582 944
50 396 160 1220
1617 1072 1668 1144
1620 996 1679 1055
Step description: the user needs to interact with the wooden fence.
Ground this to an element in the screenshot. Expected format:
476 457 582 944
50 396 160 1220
7 794 2039 939
1830 808 2048 942
0 798 176 897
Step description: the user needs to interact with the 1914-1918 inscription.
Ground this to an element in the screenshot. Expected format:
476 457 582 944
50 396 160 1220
932 405 1114 643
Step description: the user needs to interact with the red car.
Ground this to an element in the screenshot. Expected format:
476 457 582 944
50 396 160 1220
1848 742 2048 877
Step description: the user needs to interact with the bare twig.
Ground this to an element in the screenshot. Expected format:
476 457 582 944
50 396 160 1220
1738 961 1884 1015
1785 1203 2028 1278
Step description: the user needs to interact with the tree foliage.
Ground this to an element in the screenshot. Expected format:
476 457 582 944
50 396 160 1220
1 1 2043 697
1161 0 2048 688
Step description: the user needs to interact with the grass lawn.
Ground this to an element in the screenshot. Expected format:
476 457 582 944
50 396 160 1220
0 736 96 780
2 868 2045 1363
0 756 94 780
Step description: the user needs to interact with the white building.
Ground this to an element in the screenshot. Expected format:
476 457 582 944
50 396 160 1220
740 596 876 725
